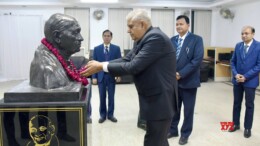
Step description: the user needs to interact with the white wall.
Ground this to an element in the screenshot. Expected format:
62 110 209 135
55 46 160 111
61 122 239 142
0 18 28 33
211 1 260 47
0 7 64 81
89 8 108 50
1 2 260 80
0 7 64 23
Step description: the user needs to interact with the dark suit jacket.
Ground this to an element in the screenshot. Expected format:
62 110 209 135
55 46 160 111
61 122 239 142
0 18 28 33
92 44 121 82
231 39 260 88
107 27 178 121
170 33 204 88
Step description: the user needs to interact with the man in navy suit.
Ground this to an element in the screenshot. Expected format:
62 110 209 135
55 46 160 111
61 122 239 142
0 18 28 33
81 9 177 146
229 26 260 138
167 15 204 145
92 30 121 123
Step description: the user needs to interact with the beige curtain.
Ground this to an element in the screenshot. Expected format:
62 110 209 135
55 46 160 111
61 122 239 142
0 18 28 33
108 8 133 54
193 10 212 47
65 8 90 55
151 9 175 38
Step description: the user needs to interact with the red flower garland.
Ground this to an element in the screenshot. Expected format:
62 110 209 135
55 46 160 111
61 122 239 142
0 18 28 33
41 38 88 86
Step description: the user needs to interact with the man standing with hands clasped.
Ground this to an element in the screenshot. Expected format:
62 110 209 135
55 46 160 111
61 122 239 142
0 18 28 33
229 26 260 138
92 29 121 124
81 9 178 146
167 15 204 145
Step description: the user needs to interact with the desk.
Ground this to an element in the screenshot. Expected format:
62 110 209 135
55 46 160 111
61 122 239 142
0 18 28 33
204 47 234 81
217 60 233 81
216 60 232 81
203 57 214 63
216 60 230 66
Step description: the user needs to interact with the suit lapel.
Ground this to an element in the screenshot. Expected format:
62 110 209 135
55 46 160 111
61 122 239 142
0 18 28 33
108 45 113 60
173 36 178 48
181 34 192 53
99 45 106 61
238 43 244 60
177 34 192 62
245 40 256 59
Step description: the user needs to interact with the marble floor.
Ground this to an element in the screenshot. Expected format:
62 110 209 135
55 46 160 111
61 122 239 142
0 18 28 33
1 80 260 146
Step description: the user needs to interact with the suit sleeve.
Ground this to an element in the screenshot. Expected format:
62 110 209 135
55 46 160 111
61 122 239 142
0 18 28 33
231 43 239 77
108 34 166 76
179 36 204 78
109 47 135 63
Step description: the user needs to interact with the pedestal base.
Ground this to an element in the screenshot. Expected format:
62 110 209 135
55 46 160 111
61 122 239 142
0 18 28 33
0 101 87 146
0 80 90 146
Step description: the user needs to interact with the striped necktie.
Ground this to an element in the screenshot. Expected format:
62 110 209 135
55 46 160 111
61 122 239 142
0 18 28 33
105 46 109 60
176 38 183 59
243 45 248 58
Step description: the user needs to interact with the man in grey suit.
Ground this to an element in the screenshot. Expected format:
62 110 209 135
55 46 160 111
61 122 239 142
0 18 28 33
81 9 178 146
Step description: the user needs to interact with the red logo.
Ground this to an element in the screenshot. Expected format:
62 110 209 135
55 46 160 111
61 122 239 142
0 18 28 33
220 122 234 131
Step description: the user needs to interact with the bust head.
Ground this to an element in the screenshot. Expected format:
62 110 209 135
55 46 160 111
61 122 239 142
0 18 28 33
30 13 87 89
44 13 84 60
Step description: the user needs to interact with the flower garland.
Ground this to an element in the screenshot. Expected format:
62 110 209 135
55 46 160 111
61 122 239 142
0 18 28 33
41 38 88 86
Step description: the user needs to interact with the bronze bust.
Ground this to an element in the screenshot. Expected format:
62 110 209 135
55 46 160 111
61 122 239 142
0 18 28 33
30 13 87 89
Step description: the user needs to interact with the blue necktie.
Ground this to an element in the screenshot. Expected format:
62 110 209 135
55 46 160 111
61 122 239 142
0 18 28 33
105 46 109 61
243 45 248 58
176 38 183 59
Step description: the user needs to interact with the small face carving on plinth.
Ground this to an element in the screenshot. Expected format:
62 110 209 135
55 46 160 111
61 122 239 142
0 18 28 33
27 115 59 146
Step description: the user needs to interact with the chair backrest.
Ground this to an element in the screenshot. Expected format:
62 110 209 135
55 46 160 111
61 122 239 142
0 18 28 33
70 56 88 69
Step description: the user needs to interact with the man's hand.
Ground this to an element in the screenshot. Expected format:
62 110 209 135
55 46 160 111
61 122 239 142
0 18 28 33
80 60 103 77
115 77 121 83
235 74 246 83
176 72 181 80
92 79 97 85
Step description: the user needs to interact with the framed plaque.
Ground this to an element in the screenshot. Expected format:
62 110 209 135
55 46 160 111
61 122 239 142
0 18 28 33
0 103 87 146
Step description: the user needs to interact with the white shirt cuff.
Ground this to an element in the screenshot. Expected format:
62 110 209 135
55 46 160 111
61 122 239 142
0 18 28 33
102 62 109 72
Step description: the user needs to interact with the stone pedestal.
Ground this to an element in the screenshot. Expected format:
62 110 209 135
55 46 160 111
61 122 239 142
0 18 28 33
0 80 90 146
4 80 86 102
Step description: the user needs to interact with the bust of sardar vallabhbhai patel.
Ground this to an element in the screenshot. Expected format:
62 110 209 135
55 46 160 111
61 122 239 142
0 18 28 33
30 13 88 89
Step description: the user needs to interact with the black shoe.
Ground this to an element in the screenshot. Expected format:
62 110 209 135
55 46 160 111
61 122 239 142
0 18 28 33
179 137 188 145
229 125 240 132
99 118 106 123
167 132 179 138
87 118 92 124
244 129 251 138
137 123 147 131
57 134 76 142
108 117 117 123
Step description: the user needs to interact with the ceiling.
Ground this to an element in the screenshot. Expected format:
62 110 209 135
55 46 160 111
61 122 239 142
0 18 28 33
0 0 254 9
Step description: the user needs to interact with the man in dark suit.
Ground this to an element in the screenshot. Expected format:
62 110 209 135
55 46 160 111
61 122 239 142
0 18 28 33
81 9 178 146
167 15 204 145
229 26 260 138
92 30 121 123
